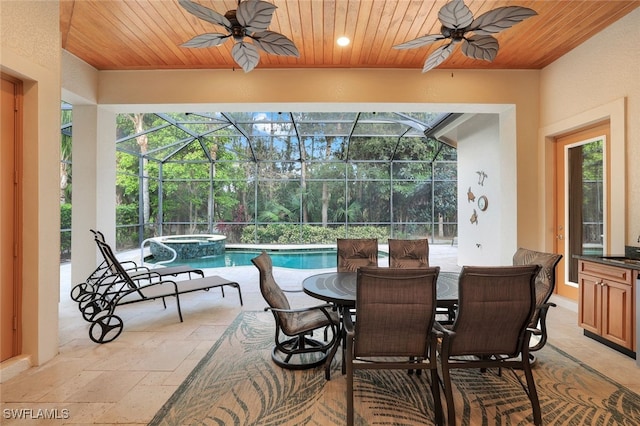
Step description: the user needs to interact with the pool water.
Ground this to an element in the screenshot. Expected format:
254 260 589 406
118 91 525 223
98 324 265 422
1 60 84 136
150 248 369 270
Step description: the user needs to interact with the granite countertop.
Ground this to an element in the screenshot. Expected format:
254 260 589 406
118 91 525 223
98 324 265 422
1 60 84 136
575 245 640 271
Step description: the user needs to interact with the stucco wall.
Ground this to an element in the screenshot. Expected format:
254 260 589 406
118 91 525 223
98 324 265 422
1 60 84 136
2 0 636 369
95 68 541 251
61 50 99 106
540 8 640 246
456 114 517 265
0 0 61 366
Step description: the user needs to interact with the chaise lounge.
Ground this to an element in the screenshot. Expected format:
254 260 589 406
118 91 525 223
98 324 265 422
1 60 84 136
70 230 206 302
75 236 243 344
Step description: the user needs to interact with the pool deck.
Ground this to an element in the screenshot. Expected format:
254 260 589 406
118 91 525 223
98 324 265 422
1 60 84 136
60 243 460 295
151 243 459 271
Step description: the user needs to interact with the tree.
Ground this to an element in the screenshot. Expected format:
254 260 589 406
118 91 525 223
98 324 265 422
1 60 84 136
126 113 150 224
110 111 458 244
60 105 73 203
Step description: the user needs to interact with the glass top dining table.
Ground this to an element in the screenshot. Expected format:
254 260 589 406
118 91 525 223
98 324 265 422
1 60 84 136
302 270 459 309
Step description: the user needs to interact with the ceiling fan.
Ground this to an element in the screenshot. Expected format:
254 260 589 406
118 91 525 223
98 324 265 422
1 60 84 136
393 0 537 73
179 0 299 73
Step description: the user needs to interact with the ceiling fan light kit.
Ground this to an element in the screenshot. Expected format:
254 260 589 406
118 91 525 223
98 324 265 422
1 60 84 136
179 0 300 73
393 0 537 73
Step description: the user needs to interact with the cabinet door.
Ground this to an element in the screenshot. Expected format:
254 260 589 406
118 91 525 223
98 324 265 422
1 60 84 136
601 280 633 349
578 274 601 334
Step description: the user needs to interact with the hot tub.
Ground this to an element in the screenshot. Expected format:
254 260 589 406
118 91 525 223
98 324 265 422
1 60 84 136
149 234 227 260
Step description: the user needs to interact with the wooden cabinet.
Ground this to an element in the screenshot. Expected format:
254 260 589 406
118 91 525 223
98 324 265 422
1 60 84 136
578 260 635 353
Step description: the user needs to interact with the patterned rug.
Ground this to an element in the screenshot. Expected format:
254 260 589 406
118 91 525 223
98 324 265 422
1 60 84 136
150 311 640 425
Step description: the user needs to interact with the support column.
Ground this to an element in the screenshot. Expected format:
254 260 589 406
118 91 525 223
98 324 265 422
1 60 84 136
70 106 116 286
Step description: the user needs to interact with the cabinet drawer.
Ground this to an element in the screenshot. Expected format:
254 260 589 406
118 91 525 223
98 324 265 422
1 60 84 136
579 260 633 285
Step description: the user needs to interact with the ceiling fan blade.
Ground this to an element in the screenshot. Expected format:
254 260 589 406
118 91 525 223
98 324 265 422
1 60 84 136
468 6 537 35
232 41 261 72
237 0 277 33
438 0 474 30
181 33 230 48
252 31 300 57
462 35 499 61
179 0 231 29
393 34 446 50
423 43 455 73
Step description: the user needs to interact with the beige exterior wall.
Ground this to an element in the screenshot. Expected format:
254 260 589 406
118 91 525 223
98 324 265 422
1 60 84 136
98 68 538 106
0 0 61 366
97 68 541 251
539 8 640 248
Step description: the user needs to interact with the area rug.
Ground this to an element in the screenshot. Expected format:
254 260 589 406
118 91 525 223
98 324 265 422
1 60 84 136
150 311 640 425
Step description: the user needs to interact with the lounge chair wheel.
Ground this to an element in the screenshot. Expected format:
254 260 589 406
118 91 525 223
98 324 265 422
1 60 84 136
71 282 94 301
81 300 109 322
77 292 97 310
89 315 123 344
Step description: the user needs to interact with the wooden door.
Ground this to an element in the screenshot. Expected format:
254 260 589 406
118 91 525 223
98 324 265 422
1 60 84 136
554 122 609 300
1 74 22 362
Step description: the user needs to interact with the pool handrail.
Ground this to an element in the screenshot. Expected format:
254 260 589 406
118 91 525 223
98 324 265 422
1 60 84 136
140 237 177 267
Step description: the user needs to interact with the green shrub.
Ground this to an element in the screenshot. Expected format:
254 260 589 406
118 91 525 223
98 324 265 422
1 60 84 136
240 224 390 244
60 203 72 261
115 204 140 249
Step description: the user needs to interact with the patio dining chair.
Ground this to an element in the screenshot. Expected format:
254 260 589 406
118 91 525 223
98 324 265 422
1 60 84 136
337 238 379 272
512 248 563 357
388 238 430 268
435 265 542 426
345 266 443 426
252 251 340 370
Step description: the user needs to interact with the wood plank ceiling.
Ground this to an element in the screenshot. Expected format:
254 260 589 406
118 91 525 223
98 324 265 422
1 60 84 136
60 0 639 72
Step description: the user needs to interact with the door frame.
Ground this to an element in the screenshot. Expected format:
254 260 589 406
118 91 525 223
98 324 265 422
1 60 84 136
540 98 626 300
554 122 609 300
1 73 23 360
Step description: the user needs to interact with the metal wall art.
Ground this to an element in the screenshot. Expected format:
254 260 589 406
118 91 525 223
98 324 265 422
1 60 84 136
468 170 489 224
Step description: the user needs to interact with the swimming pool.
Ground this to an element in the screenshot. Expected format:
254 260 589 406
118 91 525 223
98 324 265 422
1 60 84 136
149 248 386 270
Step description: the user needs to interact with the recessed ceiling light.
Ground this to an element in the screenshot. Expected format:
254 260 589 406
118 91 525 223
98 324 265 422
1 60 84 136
337 36 350 47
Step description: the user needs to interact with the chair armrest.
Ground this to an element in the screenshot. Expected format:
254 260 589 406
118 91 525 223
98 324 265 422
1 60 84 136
265 303 334 315
120 261 142 271
529 301 556 351
532 301 556 321
92 275 131 293
526 327 540 335
126 265 155 277
433 321 455 358
433 321 454 336
343 309 355 336
537 302 556 326
129 270 163 282
265 303 338 326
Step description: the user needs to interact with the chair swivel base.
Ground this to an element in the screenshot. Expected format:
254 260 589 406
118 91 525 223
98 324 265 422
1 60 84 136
272 336 331 370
